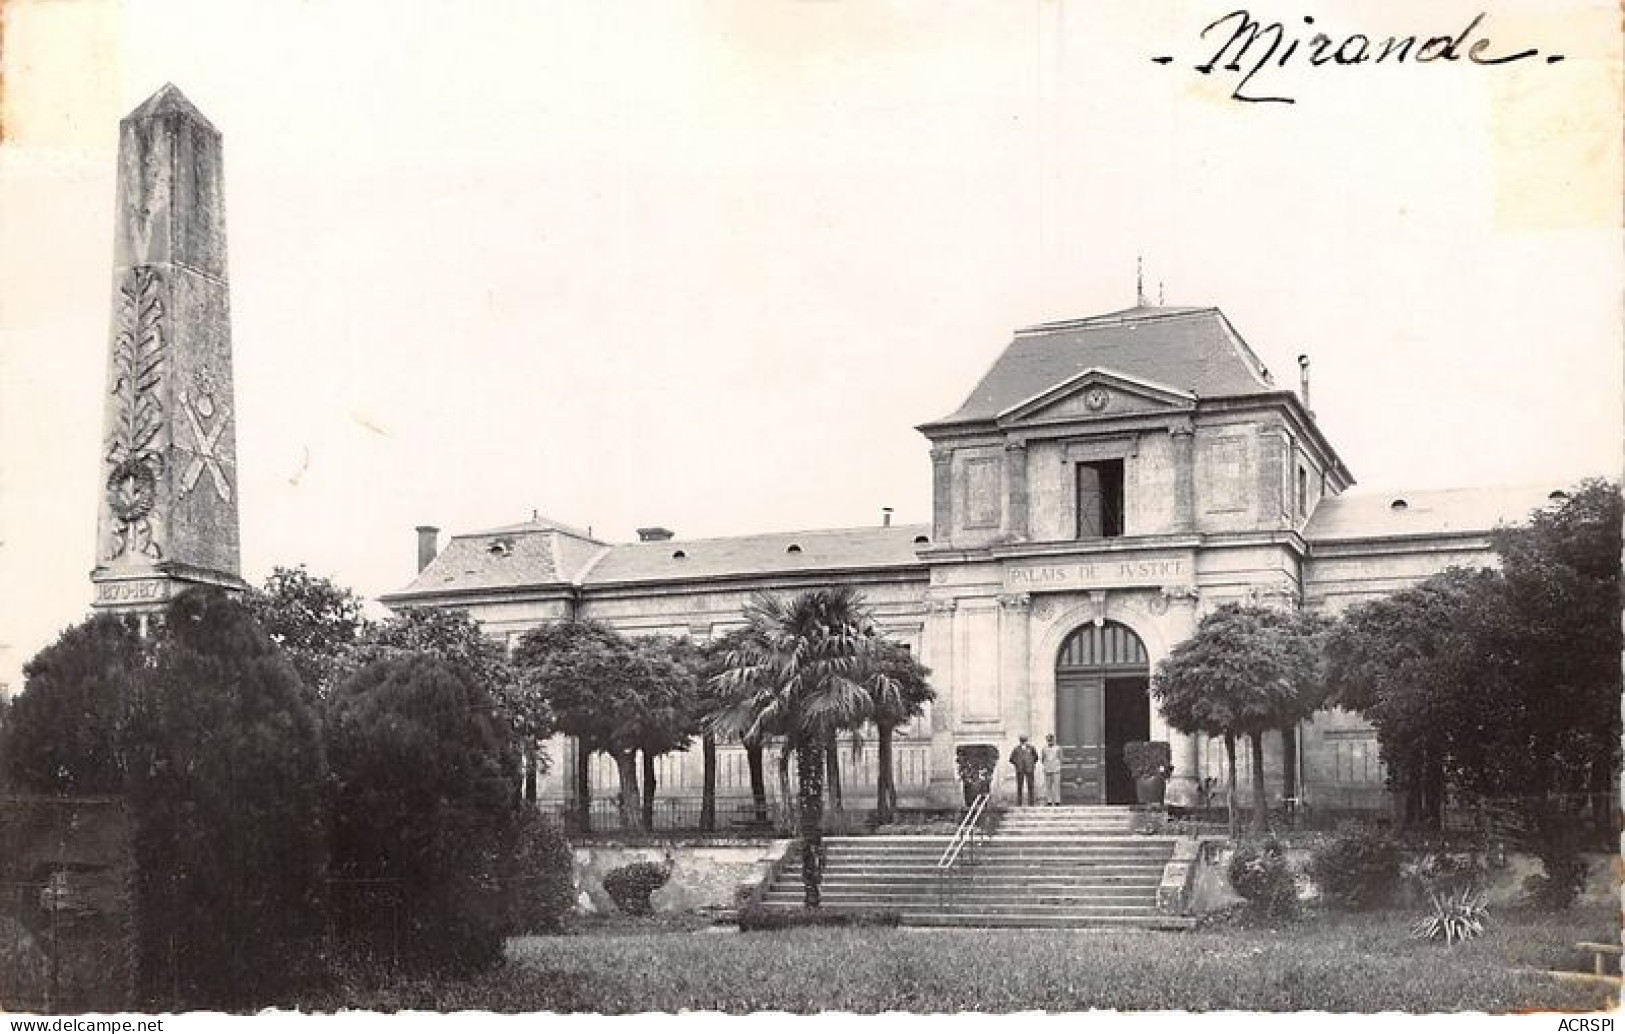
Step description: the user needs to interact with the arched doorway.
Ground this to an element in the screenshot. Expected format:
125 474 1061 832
1055 620 1151 804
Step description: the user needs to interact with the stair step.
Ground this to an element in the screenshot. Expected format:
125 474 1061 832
816 856 1169 864
753 903 1166 920
776 877 1170 884
769 887 1163 898
811 863 1168 874
904 914 1196 930
760 824 1194 932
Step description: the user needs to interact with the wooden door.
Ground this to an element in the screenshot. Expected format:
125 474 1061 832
1055 672 1104 804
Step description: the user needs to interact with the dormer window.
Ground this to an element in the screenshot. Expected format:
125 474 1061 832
786 543 803 554
487 538 514 558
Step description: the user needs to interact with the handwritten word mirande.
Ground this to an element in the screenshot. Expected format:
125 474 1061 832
1151 10 1564 105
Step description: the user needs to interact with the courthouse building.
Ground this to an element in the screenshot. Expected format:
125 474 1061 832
381 304 1557 812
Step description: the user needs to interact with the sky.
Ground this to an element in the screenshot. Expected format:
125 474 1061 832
1 0 1620 697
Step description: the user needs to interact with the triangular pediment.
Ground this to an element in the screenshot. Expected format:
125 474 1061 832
996 368 1196 427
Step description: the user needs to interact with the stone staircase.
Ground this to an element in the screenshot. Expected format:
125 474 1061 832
756 806 1195 929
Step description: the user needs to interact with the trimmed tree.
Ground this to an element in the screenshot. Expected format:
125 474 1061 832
627 635 700 829
1489 479 1621 819
1151 603 1326 837
124 589 327 1009
352 607 552 798
4 614 145 795
1327 481 1621 858
514 620 677 831
1323 568 1494 830
326 653 521 974
243 565 367 701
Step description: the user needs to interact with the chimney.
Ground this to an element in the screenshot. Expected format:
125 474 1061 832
415 525 440 572
637 526 674 542
881 506 893 527
1297 354 1313 417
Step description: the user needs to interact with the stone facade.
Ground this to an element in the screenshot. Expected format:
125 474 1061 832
91 85 246 616
384 306 1561 815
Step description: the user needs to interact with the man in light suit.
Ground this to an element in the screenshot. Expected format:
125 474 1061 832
1041 733 1065 806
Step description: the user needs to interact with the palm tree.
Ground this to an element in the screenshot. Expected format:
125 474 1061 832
866 641 935 826
708 587 888 906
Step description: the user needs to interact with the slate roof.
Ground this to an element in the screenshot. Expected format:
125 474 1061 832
926 306 1276 428
385 520 933 600
387 517 606 597
583 524 933 586
1304 484 1567 543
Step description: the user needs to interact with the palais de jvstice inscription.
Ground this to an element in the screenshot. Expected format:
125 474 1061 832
1002 554 1190 592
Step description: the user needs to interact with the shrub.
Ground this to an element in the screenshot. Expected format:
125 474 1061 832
1411 886 1490 944
1518 812 1591 910
1306 823 1401 910
124 590 327 1010
1227 839 1298 919
5 614 145 795
1122 741 1172 780
737 906 902 932
954 745 998 804
602 861 670 917
1403 848 1488 902
327 653 521 975
506 812 576 934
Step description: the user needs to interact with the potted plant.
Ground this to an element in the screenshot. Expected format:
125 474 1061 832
954 744 999 806
1123 740 1173 806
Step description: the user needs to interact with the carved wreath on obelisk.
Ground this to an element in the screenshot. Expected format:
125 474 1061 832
104 266 166 561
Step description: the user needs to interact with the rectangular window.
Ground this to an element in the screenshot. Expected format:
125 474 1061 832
1076 459 1124 538
1296 466 1309 520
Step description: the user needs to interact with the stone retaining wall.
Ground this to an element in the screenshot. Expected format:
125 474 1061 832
571 840 791 914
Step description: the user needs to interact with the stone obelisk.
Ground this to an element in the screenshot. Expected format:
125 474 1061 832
91 84 246 613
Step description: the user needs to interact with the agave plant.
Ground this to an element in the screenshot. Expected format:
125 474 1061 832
1411 885 1490 944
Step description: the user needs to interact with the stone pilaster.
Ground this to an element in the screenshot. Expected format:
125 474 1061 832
1157 584 1203 808
92 85 246 613
923 597 960 804
997 593 1032 743
1257 427 1290 529
929 446 954 543
1004 440 1029 540
1170 418 1195 533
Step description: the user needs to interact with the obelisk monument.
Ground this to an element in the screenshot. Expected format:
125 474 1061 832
91 85 246 612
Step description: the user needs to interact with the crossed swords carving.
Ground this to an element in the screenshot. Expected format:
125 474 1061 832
179 390 232 502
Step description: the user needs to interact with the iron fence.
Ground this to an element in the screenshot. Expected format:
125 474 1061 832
537 796 793 837
533 795 910 838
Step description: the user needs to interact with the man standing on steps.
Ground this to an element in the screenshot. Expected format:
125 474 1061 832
1041 733 1064 806
1009 735 1039 806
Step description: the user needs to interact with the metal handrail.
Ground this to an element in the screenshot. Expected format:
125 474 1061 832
936 792 991 906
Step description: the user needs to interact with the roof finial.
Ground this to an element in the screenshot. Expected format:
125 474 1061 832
1157 280 1165 306
1136 255 1146 307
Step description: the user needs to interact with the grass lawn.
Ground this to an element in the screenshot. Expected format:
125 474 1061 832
305 904 1619 1013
